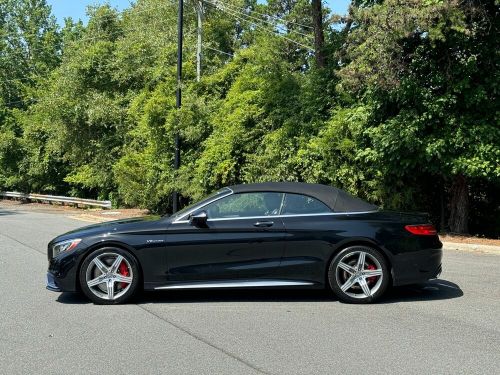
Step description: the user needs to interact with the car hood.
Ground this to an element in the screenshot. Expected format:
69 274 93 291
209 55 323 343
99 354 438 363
50 215 163 244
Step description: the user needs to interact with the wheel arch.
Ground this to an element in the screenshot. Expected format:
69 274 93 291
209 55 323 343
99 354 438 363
75 241 144 291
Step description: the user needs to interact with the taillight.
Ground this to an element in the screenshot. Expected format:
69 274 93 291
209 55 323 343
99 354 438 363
404 224 437 236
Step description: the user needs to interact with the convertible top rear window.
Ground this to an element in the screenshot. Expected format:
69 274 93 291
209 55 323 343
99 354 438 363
281 194 331 215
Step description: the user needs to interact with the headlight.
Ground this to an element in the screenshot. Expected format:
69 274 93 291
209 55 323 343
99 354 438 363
52 239 82 258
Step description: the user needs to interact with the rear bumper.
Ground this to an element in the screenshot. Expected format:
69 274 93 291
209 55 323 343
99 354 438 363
391 247 443 286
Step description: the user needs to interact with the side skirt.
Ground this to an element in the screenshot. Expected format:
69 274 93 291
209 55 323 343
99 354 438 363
153 279 316 290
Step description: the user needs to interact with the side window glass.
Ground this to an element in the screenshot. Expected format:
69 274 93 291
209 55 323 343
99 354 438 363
204 192 284 219
280 194 331 215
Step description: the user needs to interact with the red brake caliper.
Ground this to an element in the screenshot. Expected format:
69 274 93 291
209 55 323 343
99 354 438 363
367 264 377 284
118 261 129 289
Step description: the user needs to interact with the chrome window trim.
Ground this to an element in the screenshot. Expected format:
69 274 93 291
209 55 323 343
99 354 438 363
172 210 378 224
173 188 233 223
154 280 315 290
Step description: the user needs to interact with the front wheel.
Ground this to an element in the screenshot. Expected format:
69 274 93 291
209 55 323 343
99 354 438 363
328 246 390 304
79 248 140 305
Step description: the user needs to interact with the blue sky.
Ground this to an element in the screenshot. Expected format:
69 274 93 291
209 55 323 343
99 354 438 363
47 1 351 25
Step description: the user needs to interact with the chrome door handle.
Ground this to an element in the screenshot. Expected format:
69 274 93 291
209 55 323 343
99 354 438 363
254 221 274 228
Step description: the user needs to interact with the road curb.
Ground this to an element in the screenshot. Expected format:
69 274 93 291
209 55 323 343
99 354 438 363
68 214 109 223
442 241 500 255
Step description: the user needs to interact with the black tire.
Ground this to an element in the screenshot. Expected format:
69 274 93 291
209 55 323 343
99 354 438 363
79 247 140 305
328 245 390 304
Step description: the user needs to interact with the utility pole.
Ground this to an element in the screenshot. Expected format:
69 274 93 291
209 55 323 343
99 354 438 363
311 0 325 68
173 0 183 213
196 0 203 82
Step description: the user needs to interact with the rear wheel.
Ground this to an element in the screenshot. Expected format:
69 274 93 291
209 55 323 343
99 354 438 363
79 248 140 305
328 246 389 304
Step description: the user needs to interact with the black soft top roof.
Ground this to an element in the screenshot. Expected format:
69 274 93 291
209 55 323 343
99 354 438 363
229 182 377 213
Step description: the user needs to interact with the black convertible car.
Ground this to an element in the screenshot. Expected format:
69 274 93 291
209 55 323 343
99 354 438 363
46 182 442 304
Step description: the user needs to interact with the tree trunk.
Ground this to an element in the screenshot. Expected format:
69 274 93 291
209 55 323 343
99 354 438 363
311 0 325 68
440 182 447 232
448 174 469 234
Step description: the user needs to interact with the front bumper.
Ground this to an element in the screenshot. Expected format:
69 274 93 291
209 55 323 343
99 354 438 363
46 272 61 292
47 248 84 292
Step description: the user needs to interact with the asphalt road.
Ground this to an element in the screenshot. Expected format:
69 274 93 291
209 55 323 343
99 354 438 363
0 207 499 375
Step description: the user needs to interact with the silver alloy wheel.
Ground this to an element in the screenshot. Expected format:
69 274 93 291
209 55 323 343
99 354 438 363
85 253 134 301
335 250 384 299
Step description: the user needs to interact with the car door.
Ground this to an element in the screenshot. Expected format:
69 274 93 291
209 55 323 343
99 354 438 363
277 193 339 282
164 192 286 282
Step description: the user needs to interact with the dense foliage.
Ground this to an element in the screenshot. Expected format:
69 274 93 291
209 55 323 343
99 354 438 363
0 0 498 235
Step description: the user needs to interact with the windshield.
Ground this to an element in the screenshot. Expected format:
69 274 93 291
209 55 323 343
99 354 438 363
168 188 232 220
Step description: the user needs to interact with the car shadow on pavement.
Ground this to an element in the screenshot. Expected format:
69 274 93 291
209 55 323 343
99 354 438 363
137 278 463 305
139 288 333 304
380 279 463 303
56 293 90 304
56 279 462 305
0 209 20 216
56 289 334 305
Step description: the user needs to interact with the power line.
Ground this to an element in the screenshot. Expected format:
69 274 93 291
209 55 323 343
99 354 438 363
204 1 314 51
203 1 313 50
206 0 314 30
203 0 314 42
205 46 233 57
214 0 313 37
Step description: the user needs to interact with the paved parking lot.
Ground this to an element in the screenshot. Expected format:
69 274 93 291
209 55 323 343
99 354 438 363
0 207 499 374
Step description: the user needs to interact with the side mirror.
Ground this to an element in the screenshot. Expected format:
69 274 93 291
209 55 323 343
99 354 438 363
189 211 208 227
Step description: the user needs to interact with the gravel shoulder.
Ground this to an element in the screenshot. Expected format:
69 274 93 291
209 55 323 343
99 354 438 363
0 198 149 222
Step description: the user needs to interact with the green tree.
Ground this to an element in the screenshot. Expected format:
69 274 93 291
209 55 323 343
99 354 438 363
337 0 500 233
0 0 60 190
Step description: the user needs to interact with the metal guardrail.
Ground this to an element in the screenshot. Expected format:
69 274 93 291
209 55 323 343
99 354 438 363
0 191 112 209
